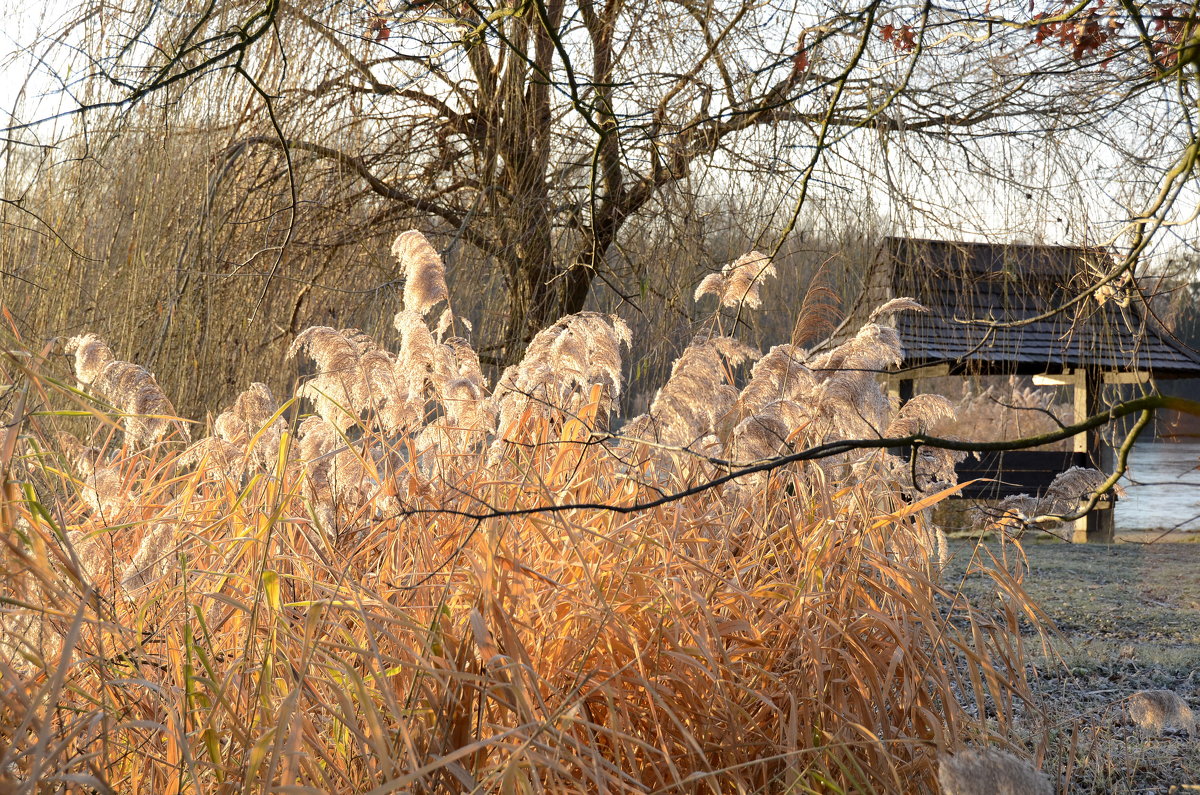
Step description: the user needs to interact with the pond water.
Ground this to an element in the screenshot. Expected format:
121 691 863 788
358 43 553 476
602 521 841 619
1117 442 1200 533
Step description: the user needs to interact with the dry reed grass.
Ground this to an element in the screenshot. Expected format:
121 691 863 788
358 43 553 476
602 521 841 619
941 376 1073 450
1 113 878 425
0 234 1046 792
977 466 1117 535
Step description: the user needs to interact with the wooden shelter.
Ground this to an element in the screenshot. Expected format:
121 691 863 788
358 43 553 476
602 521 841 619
823 237 1200 542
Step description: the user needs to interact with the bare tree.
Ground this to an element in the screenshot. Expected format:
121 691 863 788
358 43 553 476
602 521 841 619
4 0 1199 372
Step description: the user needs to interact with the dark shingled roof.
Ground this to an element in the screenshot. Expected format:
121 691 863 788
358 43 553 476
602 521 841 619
824 237 1200 377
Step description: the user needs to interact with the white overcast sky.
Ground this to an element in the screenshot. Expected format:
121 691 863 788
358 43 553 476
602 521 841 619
1 0 83 143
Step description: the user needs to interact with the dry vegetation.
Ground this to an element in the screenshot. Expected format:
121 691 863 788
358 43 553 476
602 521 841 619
0 233 1056 792
932 376 1074 451
943 538 1200 793
0 98 879 423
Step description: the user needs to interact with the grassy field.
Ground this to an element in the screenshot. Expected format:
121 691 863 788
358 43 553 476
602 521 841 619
944 537 1200 793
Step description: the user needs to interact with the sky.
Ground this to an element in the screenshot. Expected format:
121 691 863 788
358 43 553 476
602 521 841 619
1 0 85 144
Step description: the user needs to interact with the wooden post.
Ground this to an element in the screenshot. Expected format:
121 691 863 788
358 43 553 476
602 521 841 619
884 365 946 457
1037 370 1114 543
1076 369 1114 544
885 376 914 405
1068 370 1090 542
887 377 915 459
1084 369 1108 545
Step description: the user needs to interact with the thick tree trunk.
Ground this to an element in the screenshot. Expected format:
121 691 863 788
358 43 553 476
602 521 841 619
497 227 614 365
494 1 567 365
500 244 556 364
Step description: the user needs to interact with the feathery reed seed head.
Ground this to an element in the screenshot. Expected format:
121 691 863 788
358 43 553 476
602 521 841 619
392 230 451 317
694 250 777 308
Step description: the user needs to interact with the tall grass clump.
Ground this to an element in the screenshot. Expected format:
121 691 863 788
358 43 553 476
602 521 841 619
0 233 1044 793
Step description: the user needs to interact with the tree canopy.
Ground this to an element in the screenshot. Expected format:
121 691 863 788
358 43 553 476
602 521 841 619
3 0 1199 393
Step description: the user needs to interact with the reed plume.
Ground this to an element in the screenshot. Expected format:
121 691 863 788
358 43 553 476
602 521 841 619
392 230 450 318
491 312 631 436
982 465 1112 533
717 343 816 441
637 331 758 447
880 393 966 505
1044 465 1110 503
869 296 928 322
715 299 939 498
726 407 794 465
288 326 371 431
693 250 777 308
64 332 114 387
181 382 286 479
394 310 488 441
0 532 62 671
178 434 244 480
297 416 353 530
56 431 125 517
119 522 177 592
790 269 842 347
884 393 956 438
803 326 898 444
394 310 450 397
65 334 187 446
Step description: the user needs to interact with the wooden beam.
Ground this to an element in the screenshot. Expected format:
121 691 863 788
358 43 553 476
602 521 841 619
1030 370 1091 456
1103 371 1150 385
885 377 914 405
885 378 901 404
885 365 949 401
1072 370 1088 456
1042 370 1149 386
1033 372 1082 387
1073 368 1115 543
894 364 951 380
